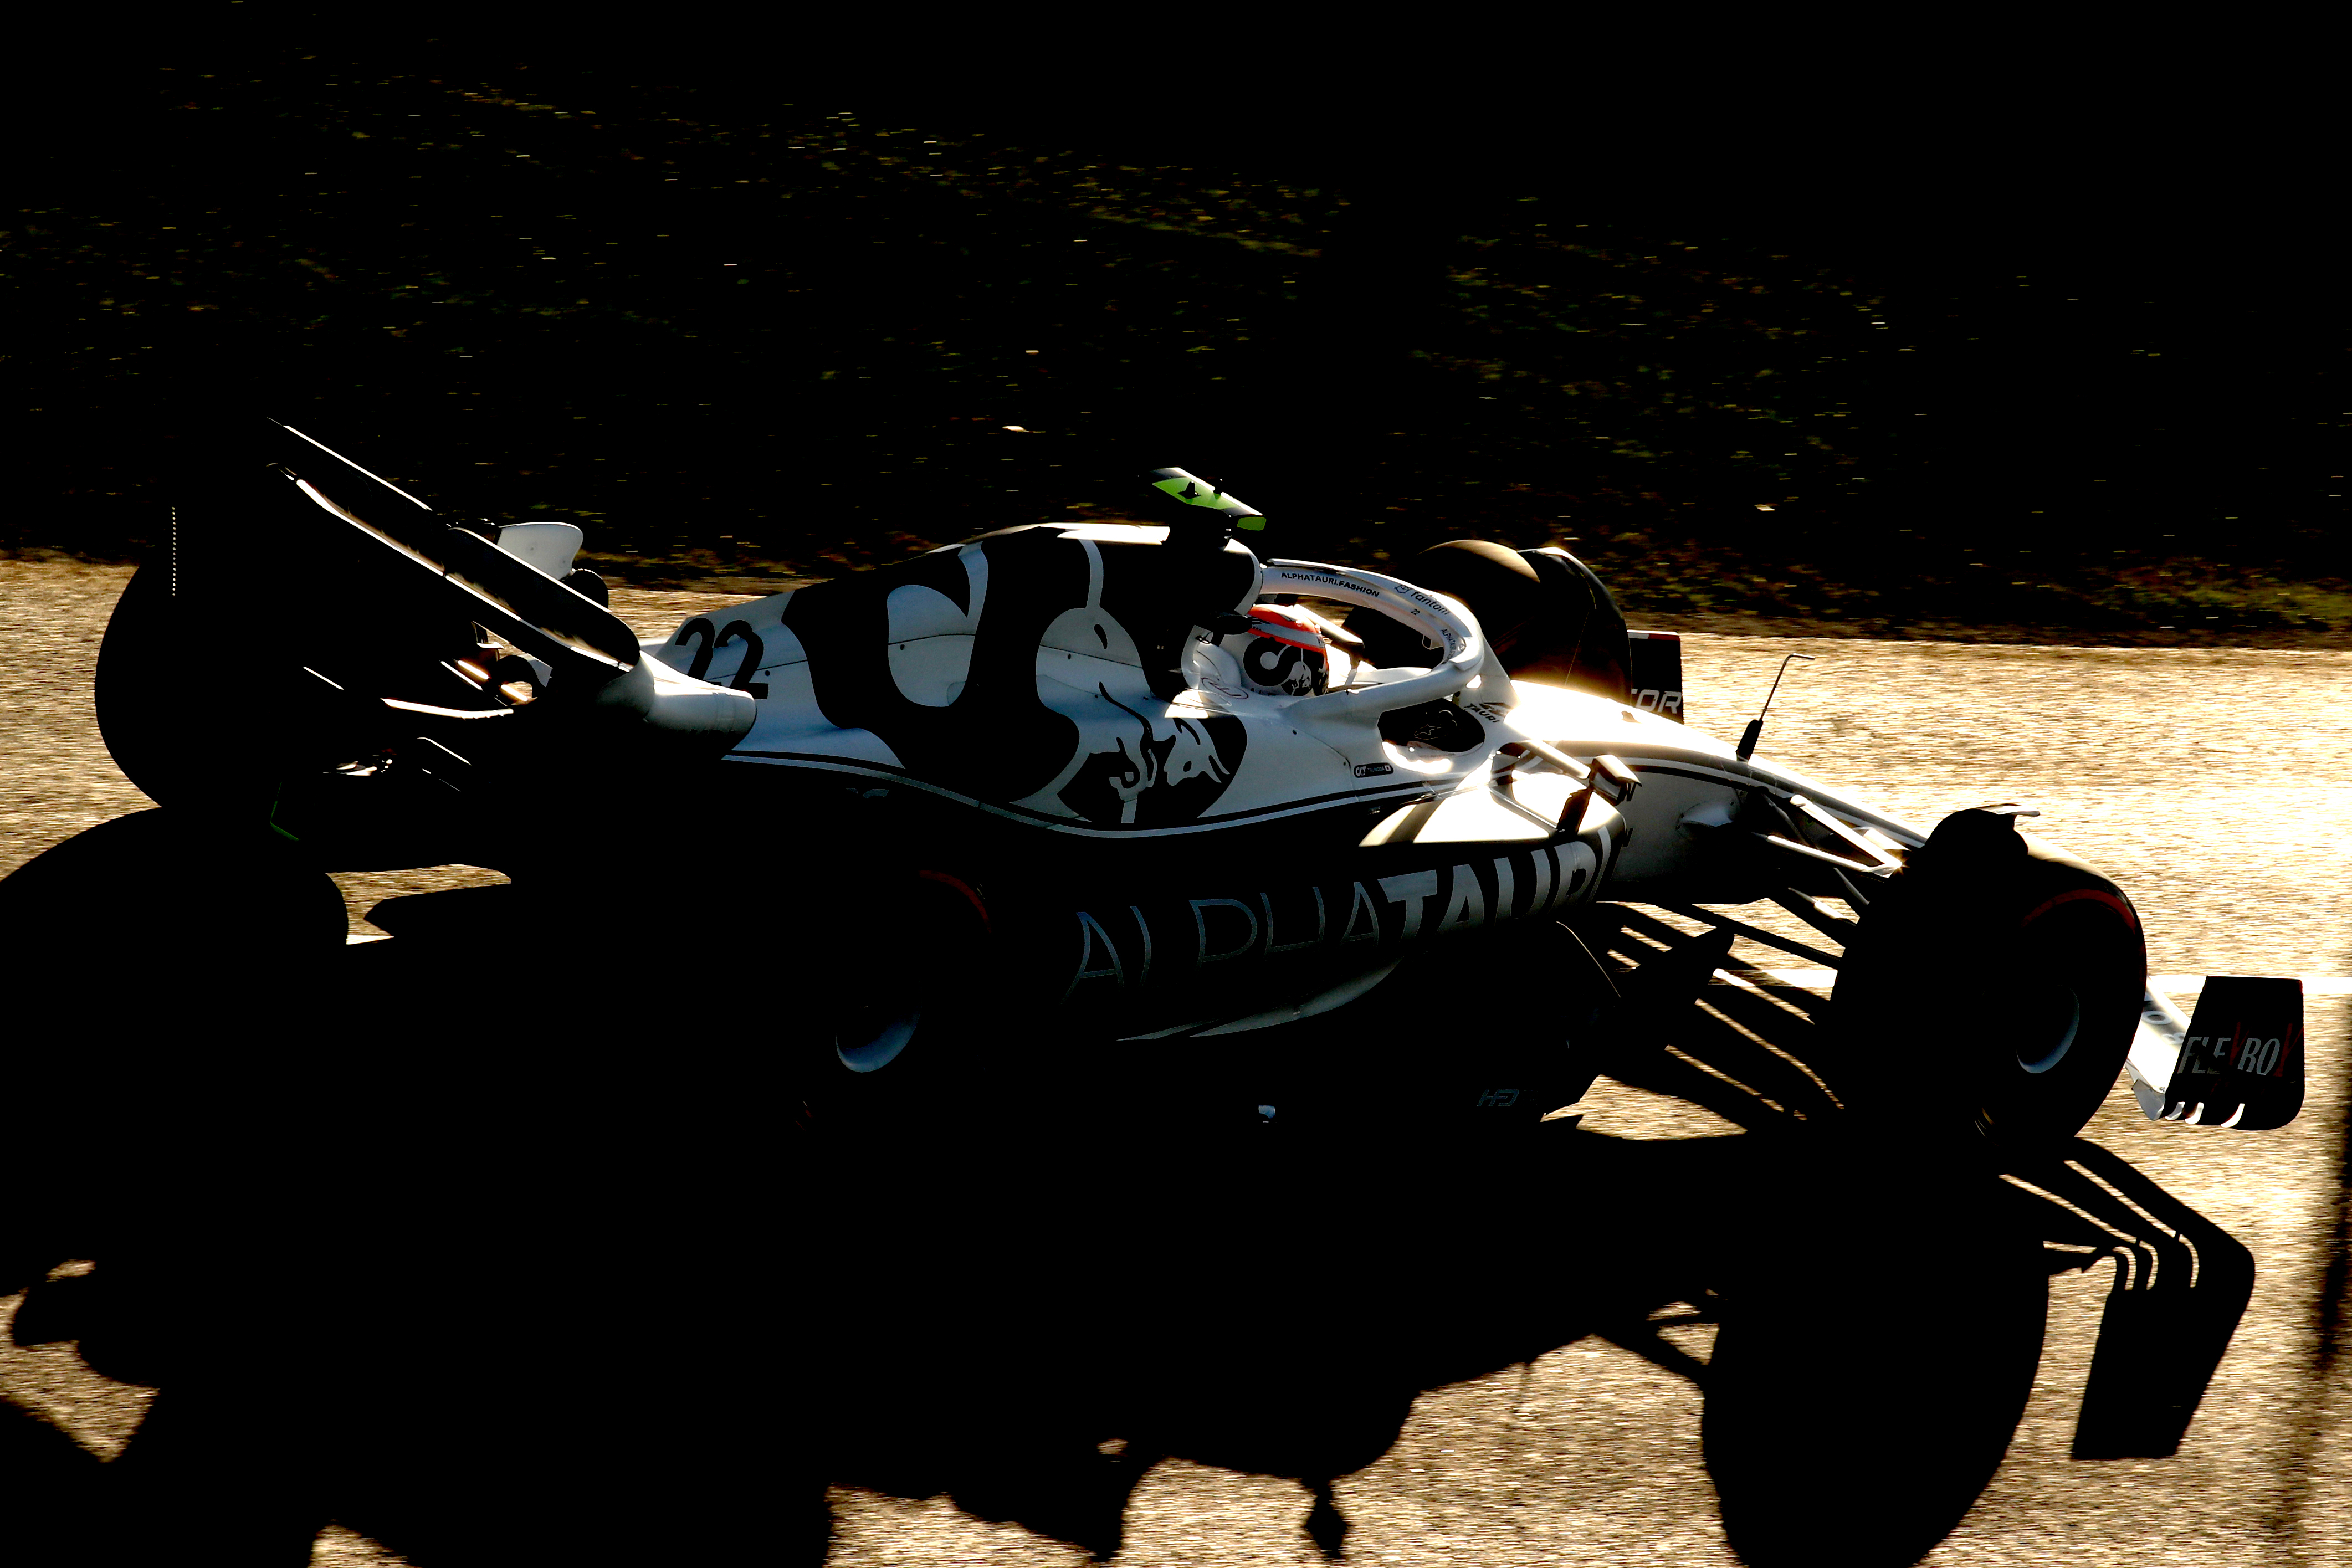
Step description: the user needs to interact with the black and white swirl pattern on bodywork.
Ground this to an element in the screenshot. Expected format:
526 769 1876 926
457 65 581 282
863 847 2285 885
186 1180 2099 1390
708 525 1253 826
1055 685 1246 827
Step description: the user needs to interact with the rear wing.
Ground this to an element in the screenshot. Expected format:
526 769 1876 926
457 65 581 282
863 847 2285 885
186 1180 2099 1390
261 417 642 689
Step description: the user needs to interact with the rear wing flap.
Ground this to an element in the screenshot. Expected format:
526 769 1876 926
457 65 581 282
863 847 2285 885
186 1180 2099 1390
262 416 639 689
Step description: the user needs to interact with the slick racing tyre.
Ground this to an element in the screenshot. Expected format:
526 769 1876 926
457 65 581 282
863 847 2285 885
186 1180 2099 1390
95 558 223 811
1344 539 1634 703
97 557 366 817
1829 806 2146 1147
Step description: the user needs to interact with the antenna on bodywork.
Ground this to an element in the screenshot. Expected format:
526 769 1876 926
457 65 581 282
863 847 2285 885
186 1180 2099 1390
1736 654 1815 761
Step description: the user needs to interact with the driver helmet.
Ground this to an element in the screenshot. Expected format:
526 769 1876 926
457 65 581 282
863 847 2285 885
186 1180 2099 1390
1216 606 1331 697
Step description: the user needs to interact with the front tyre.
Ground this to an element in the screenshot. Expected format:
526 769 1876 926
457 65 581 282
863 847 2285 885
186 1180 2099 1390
1830 807 2146 1147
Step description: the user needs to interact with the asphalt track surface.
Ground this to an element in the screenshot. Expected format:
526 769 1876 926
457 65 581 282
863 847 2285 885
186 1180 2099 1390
3 559 2349 1566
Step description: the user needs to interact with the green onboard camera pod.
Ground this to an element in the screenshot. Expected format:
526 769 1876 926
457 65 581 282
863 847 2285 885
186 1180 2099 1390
1146 467 1265 533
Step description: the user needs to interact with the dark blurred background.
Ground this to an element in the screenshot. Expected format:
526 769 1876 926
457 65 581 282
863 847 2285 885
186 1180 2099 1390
6 56 2341 641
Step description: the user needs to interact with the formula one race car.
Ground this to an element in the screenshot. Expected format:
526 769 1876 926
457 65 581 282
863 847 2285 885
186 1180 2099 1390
19 418 2303 1145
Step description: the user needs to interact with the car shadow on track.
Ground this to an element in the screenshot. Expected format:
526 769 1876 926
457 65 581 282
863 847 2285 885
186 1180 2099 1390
0 874 2257 1568
790 908 2257 1567
0 900 805 1566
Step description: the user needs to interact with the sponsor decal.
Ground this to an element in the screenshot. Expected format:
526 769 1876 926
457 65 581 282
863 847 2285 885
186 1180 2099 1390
1062 839 1607 995
2178 1031 2292 1078
1263 886 1328 954
1069 910 1128 993
2164 976 2304 1127
1437 869 1485 935
1190 897 1260 966
1059 685 1247 827
1377 869 1441 940
1267 568 1380 598
1353 762 1395 778
671 617 772 698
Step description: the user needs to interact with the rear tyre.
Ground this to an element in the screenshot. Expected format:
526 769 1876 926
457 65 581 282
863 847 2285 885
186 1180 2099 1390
96 557 383 818
94 560 219 811
1829 808 2146 1146
1345 540 1633 702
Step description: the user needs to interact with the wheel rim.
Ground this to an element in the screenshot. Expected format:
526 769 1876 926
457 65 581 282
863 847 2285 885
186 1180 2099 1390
2015 982 2082 1075
837 1005 922 1073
